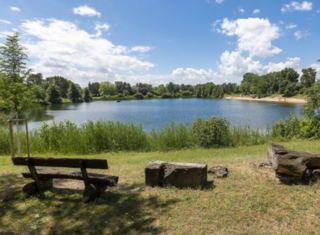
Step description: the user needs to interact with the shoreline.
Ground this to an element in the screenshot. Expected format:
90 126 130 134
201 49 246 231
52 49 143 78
224 96 307 104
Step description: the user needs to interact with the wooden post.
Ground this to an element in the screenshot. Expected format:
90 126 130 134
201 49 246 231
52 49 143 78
25 119 30 158
27 158 41 189
80 160 90 185
8 120 14 159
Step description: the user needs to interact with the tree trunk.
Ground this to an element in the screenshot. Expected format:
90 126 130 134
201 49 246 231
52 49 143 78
268 143 320 183
15 111 21 157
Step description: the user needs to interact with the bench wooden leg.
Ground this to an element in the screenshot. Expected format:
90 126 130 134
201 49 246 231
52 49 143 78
83 184 98 203
23 179 53 195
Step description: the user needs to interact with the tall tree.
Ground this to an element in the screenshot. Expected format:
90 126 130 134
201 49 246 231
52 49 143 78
27 73 43 86
301 68 317 88
157 84 166 95
99 81 116 95
46 84 62 103
0 33 34 157
83 87 92 102
68 82 81 102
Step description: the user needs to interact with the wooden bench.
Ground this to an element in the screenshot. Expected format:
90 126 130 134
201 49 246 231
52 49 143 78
12 157 119 202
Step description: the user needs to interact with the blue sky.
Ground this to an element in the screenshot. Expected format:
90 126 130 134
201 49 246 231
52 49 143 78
0 0 319 87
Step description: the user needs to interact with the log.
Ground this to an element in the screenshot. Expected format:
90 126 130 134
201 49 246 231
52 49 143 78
145 161 207 188
267 143 320 183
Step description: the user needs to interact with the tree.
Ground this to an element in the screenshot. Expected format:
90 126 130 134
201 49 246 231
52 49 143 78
32 85 46 102
27 73 43 86
166 82 174 94
46 84 62 103
88 82 100 96
157 84 166 95
304 80 320 117
123 90 130 96
250 85 257 94
83 87 92 102
301 68 317 88
279 68 299 83
99 81 115 96
44 76 70 98
0 32 34 157
68 82 81 102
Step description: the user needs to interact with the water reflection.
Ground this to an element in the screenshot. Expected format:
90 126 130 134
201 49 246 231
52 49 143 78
0 99 306 131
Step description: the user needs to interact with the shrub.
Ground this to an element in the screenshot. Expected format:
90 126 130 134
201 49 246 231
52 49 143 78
161 93 172 98
123 90 130 96
117 93 124 97
192 116 230 148
146 92 153 98
133 93 144 99
181 91 192 96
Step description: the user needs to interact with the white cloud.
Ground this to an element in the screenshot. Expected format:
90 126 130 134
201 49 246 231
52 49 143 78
253 9 260 14
94 23 110 37
10 6 20 11
294 30 302 39
239 8 245 13
131 46 153 53
216 0 224 3
267 57 301 74
294 30 309 39
172 68 223 83
310 63 320 78
0 31 15 38
281 1 312 13
73 5 101 17
286 24 297 29
317 10 320 13
0 20 11 24
20 19 154 86
215 18 282 58
12 28 18 31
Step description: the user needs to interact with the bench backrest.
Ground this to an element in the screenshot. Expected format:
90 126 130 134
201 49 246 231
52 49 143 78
12 157 108 169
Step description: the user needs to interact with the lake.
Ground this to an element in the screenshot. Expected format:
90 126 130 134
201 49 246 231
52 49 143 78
3 98 305 131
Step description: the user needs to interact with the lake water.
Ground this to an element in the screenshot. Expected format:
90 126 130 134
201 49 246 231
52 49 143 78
3 98 305 131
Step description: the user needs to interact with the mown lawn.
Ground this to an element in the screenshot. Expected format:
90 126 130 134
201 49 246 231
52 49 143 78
1 140 320 234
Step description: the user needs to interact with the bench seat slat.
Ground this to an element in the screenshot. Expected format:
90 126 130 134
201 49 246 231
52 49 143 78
13 157 108 169
22 169 118 186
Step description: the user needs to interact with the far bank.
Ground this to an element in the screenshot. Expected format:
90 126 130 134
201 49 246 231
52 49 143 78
224 95 307 104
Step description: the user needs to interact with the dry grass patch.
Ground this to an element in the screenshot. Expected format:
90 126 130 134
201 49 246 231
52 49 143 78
1 140 320 234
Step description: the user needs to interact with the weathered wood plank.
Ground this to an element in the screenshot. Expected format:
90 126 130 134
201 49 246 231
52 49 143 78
12 157 108 169
22 169 118 186
268 143 320 183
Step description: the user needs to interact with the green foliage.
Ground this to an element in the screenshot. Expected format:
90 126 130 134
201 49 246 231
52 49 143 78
283 82 298 97
83 87 92 102
181 90 192 96
44 76 70 98
192 116 230 148
123 90 130 96
117 93 124 97
301 68 317 88
146 92 153 98
250 86 257 94
46 84 62 103
68 83 81 102
32 85 46 102
99 81 115 96
133 93 144 99
161 93 172 98
304 80 320 117
88 82 100 96
0 33 34 112
157 84 166 95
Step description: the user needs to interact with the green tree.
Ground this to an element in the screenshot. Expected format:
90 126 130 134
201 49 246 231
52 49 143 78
123 90 130 96
279 80 289 94
32 85 46 102
157 84 166 95
46 84 62 103
68 82 81 102
250 85 257 94
301 68 317 88
82 87 92 102
166 82 174 94
27 73 43 86
304 80 320 117
0 32 34 157
88 82 100 96
44 76 70 98
99 81 115 96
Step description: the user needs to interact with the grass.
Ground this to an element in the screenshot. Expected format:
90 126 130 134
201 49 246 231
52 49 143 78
1 139 320 234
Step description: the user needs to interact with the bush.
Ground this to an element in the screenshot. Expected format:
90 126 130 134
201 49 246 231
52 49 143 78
192 116 230 148
117 93 124 97
123 90 130 96
133 93 144 99
161 93 172 98
181 91 192 96
146 92 153 98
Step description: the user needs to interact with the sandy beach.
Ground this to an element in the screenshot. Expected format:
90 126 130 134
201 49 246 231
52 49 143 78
224 95 307 104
